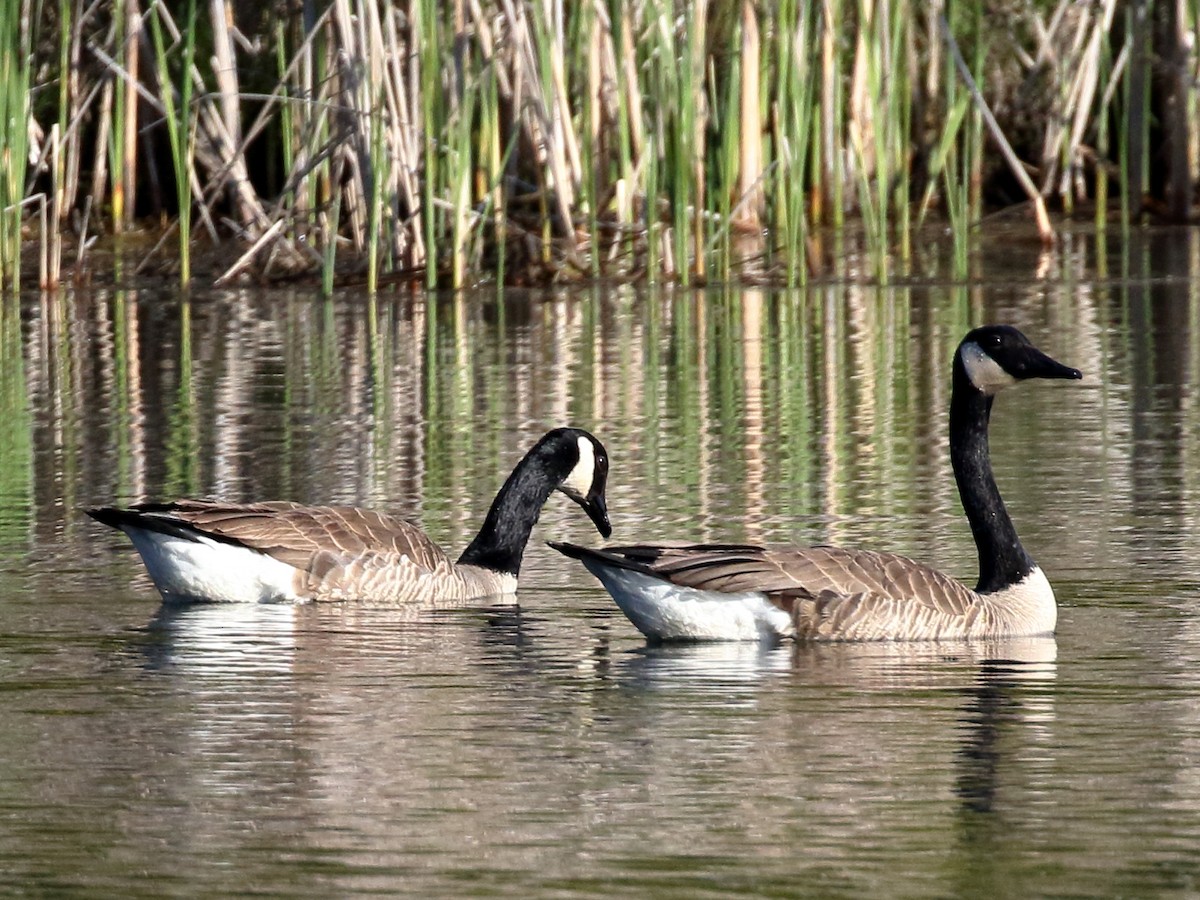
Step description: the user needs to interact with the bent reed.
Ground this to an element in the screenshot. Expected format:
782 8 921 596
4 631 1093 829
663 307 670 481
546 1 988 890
3 0 1197 291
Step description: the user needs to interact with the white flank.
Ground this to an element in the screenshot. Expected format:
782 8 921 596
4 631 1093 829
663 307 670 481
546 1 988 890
980 565 1057 636
560 435 596 499
582 561 794 642
960 341 1017 395
123 528 303 603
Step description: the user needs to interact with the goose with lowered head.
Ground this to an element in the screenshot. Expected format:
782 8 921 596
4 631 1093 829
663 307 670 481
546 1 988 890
90 427 611 604
552 326 1081 642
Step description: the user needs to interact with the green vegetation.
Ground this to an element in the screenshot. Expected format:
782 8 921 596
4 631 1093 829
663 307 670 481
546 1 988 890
0 1 32 287
147 0 198 286
1 0 1197 292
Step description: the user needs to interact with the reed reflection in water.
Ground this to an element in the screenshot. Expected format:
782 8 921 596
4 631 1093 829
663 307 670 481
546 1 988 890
7 234 1187 591
0 227 1198 895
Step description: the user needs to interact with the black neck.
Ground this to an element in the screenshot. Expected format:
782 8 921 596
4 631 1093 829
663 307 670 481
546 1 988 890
949 363 1036 594
456 458 562 576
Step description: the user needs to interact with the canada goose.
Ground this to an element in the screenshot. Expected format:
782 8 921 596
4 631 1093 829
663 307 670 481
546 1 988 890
552 326 1081 642
89 427 611 604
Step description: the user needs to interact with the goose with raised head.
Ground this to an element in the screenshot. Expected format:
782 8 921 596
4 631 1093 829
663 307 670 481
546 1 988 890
89 427 611 604
552 326 1081 642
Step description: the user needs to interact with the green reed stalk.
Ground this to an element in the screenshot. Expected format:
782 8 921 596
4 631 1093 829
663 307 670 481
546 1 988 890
367 90 385 295
678 1 705 284
925 6 975 268
107 0 136 233
474 77 514 285
850 133 877 252
178 0 197 276
850 0 890 274
713 44 739 281
870 0 892 258
772 0 814 286
945 153 969 278
763 4 789 279
414 0 440 287
917 88 969 226
927 57 972 278
359 0 391 295
891 0 912 265
148 0 197 287
0 0 31 290
645 130 659 283
322 195 340 296
102 7 122 234
299 11 338 265
826 0 845 229
448 71 476 290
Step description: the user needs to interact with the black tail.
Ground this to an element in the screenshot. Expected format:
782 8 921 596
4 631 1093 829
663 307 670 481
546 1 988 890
547 540 590 561
547 541 656 575
86 505 205 543
86 506 138 529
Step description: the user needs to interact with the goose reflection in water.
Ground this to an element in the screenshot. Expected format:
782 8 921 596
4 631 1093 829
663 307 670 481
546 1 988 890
609 635 1056 694
134 595 524 677
605 636 1057 818
138 602 301 675
949 646 1060 895
954 648 1058 816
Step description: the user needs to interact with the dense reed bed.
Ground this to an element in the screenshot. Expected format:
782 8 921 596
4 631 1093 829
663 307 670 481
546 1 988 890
2 0 1198 291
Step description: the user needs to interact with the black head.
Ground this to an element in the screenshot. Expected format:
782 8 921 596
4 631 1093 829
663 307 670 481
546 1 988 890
539 427 612 538
955 325 1082 395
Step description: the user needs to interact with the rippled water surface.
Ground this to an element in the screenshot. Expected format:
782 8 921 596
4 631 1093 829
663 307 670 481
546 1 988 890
3 229 1200 896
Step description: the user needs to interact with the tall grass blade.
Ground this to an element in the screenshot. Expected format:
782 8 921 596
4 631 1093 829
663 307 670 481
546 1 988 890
0 0 32 290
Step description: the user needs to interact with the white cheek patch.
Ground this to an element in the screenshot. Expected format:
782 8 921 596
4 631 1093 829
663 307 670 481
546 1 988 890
961 341 1016 395
561 435 596 498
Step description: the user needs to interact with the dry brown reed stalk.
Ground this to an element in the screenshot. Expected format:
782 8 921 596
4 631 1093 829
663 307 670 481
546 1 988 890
735 0 762 233
48 127 62 287
501 0 579 257
59 1 85 226
1033 0 1119 206
614 6 644 250
939 14 1055 244
202 0 271 236
3 0 1198 293
849 0 875 185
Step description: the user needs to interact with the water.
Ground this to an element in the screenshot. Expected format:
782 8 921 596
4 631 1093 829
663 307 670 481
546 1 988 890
3 228 1200 895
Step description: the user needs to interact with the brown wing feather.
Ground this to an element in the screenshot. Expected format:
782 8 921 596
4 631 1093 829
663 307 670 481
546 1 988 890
602 543 978 618
147 500 454 576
